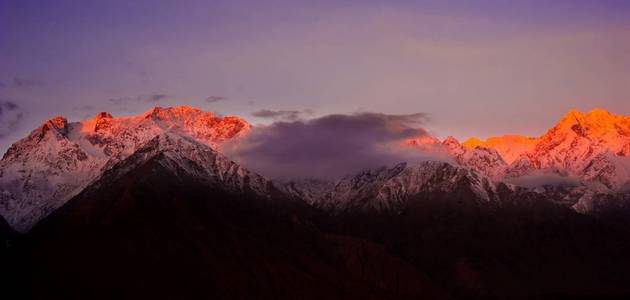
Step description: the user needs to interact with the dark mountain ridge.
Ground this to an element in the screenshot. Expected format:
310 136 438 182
6 138 446 300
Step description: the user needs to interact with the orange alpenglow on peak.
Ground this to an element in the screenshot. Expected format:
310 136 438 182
556 108 614 126
461 135 539 164
93 112 114 132
587 108 611 116
462 137 483 149
562 108 582 119
551 108 626 136
71 105 251 141
95 112 113 120
47 116 68 130
144 106 206 120
37 116 70 137
458 108 630 164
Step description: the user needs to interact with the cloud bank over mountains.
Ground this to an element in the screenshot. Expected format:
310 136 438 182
223 112 449 179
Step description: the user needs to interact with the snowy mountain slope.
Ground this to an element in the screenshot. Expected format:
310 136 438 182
282 159 630 217
442 136 507 180
300 161 505 214
0 117 105 232
404 135 508 180
0 106 250 232
280 179 335 205
98 132 275 197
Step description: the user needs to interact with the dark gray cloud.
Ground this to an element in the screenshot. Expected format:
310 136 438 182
108 97 127 105
108 93 171 105
251 109 314 122
12 77 44 88
223 112 446 180
145 94 169 102
205 96 227 103
0 100 24 139
75 104 95 112
73 104 97 119
506 172 581 188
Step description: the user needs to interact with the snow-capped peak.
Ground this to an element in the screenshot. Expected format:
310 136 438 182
45 116 69 134
0 106 251 232
456 108 630 192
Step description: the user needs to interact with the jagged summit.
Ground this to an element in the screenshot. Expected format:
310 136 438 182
441 136 461 146
560 107 611 119
94 111 113 121
556 107 613 123
143 105 203 120
42 115 69 136
559 108 582 122
47 115 68 130
548 108 624 136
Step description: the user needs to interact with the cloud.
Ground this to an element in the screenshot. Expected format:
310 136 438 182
0 100 24 139
205 96 227 103
12 77 44 88
145 94 169 102
75 104 95 112
506 172 581 188
223 112 445 180
73 104 97 119
108 93 171 105
251 109 314 122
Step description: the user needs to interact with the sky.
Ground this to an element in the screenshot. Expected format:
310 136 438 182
1 0 630 153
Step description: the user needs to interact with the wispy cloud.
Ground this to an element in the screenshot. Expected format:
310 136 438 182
145 94 169 103
12 77 44 88
205 96 227 103
251 109 314 122
0 100 25 139
506 172 581 188
72 104 97 119
108 93 172 105
75 104 95 112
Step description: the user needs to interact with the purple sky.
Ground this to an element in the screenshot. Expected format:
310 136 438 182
1 0 630 153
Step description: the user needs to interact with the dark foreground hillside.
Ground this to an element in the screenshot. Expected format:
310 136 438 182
4 154 446 300
321 190 630 299
3 155 630 299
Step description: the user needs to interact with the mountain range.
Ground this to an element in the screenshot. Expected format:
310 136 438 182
2 106 630 299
